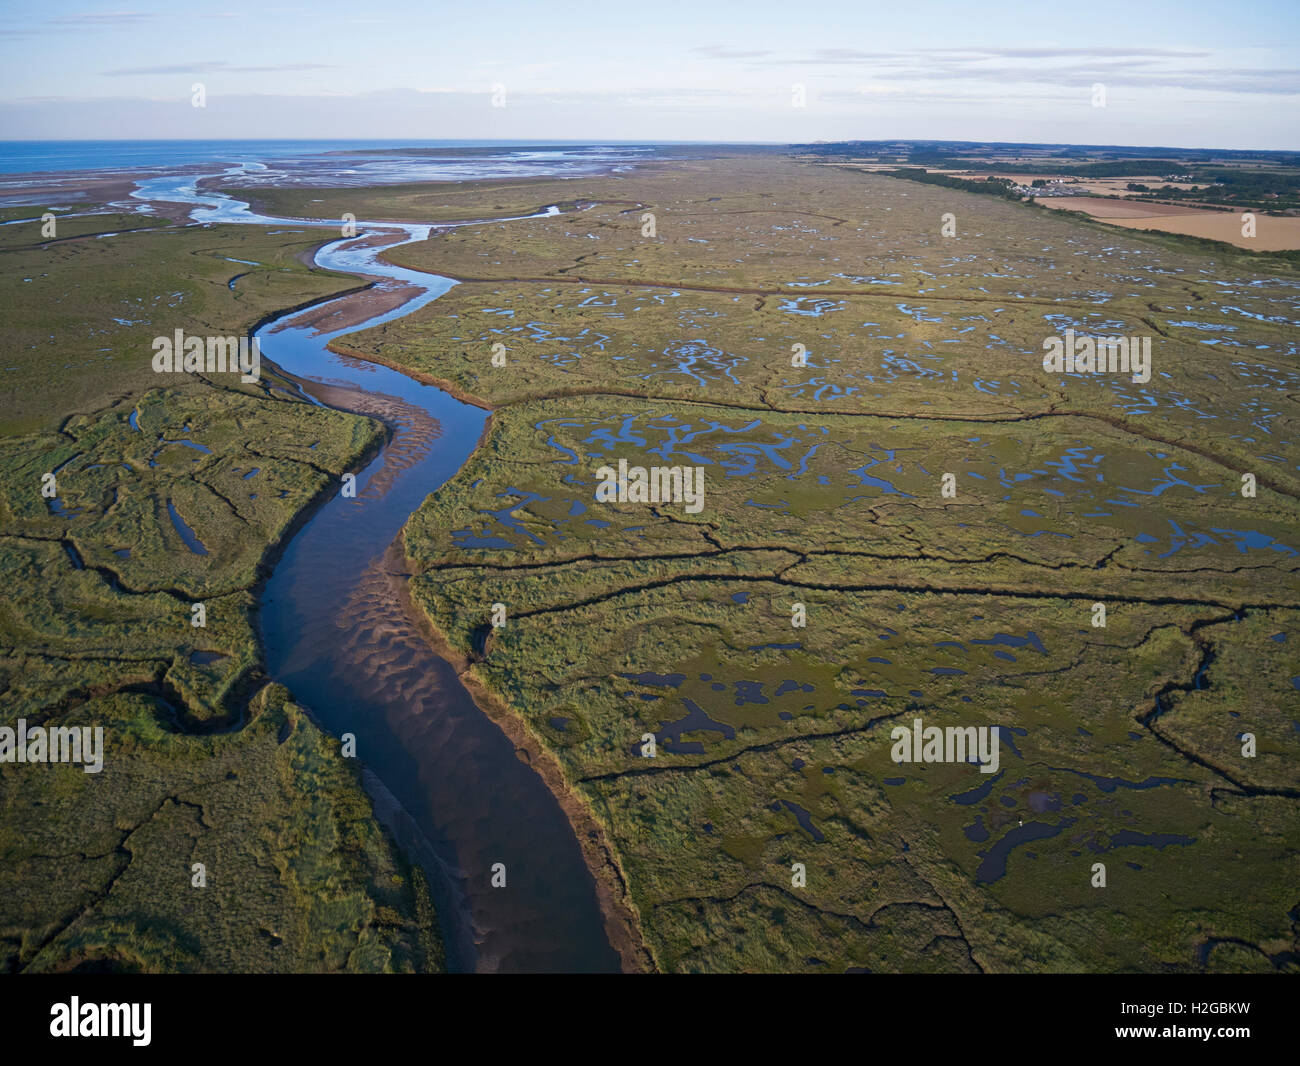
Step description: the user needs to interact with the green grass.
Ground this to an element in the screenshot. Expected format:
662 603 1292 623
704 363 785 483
0 218 358 435
0 218 444 972
6 685 440 973
222 179 590 225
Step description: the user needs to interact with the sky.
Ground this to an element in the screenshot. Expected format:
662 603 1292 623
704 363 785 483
1 0 1298 149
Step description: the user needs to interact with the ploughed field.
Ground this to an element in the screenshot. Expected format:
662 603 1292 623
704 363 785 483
325 156 1300 972
0 218 441 972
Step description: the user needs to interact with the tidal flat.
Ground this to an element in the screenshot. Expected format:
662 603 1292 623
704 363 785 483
333 156 1300 972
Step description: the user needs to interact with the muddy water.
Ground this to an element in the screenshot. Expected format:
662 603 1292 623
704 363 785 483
260 247 620 974
136 170 619 972
259 371 617 974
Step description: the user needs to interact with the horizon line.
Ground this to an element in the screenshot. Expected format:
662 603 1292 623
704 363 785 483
2 137 1298 152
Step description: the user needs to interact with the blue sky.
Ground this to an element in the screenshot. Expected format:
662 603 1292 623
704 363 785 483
2 0 1298 147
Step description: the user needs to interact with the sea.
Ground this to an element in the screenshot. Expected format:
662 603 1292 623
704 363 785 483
0 140 669 185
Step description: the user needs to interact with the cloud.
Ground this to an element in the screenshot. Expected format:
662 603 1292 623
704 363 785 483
716 44 1219 69
925 46 1213 59
707 44 1211 65
910 61 1300 94
691 45 772 60
101 61 335 76
695 42 1298 96
0 83 1290 148
47 11 157 26
808 48 904 61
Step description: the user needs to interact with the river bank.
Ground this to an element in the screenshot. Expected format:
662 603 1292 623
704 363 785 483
206 191 638 972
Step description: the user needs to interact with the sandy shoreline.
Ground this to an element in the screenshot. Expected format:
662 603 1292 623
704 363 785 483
277 279 425 336
384 537 654 973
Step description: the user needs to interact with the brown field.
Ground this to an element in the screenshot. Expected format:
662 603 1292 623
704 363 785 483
1039 196 1202 218
908 172 1211 197
1071 179 1207 195
812 163 1208 197
1037 195 1300 249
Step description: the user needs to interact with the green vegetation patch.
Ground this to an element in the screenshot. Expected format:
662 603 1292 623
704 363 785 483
0 216 443 971
381 158 1299 972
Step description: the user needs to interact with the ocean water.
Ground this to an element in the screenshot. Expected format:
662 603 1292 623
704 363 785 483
0 139 661 180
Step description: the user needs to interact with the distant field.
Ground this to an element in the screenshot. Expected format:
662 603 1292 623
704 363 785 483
1038 196 1300 250
822 166 1209 195
811 161 1300 250
808 153 1300 250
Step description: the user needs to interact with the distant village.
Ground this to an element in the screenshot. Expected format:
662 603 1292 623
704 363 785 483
1010 177 1086 197
1012 173 1197 197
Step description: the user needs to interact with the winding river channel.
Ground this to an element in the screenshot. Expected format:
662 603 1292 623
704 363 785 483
134 167 621 973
